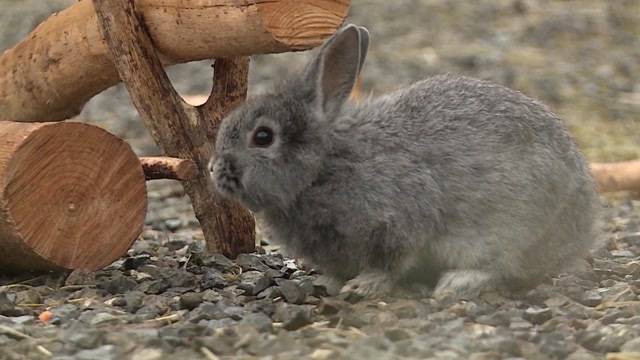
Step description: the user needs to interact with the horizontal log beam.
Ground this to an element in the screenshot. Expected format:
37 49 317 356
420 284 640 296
0 0 350 122
591 160 640 193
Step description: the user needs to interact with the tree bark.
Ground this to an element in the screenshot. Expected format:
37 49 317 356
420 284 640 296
94 0 255 257
0 0 350 122
141 157 197 181
0 122 146 273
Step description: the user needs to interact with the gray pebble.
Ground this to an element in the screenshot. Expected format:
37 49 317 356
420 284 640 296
124 291 145 313
0 293 21 317
277 279 306 304
240 312 273 332
522 306 552 325
579 290 603 307
621 337 640 352
164 219 182 231
282 307 313 331
179 292 203 310
201 269 227 289
90 313 123 326
75 345 118 360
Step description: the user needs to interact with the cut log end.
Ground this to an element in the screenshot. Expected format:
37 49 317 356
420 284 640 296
0 122 147 272
257 0 351 50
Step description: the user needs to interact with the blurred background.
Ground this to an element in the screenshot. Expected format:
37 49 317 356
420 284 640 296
1 0 638 162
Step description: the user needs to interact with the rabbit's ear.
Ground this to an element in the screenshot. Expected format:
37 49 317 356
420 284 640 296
304 25 369 117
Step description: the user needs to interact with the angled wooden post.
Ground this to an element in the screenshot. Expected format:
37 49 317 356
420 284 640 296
93 0 255 257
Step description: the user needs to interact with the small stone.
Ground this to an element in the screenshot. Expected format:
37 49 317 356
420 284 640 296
610 249 635 257
122 255 151 270
124 291 145 313
282 307 313 330
201 289 221 303
130 348 163 360
139 279 170 294
621 232 640 246
601 309 632 325
576 330 601 352
523 306 552 325
98 274 137 294
236 254 270 272
475 312 510 327
256 287 282 300
240 312 273 332
51 304 80 322
75 345 118 360
388 300 420 319
10 316 35 325
469 352 502 360
621 337 640 352
277 279 306 304
68 330 104 349
509 317 533 331
201 269 227 289
90 312 123 326
202 254 235 271
565 348 600 360
310 349 336 360
262 254 285 269
579 290 603 307
252 275 274 296
0 293 21 317
105 297 127 307
164 218 182 231
179 292 203 310
65 269 97 286
188 303 226 322
298 278 315 296
372 311 399 327
168 271 196 288
384 328 412 342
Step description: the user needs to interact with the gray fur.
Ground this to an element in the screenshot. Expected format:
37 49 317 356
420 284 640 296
209 24 600 299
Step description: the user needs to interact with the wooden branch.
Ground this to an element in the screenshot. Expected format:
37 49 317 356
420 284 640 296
0 0 350 122
141 156 197 181
94 0 255 258
0 121 146 273
590 160 640 193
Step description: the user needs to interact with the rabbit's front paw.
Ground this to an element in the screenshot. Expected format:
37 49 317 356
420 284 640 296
433 270 495 301
341 271 393 298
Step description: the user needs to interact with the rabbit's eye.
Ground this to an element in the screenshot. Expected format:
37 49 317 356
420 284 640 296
252 126 274 147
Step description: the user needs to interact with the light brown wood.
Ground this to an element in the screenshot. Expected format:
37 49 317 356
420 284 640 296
141 156 197 181
591 160 640 193
0 0 350 122
0 121 147 272
94 0 255 258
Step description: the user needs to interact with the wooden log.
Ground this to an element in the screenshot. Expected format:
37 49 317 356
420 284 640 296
94 0 256 258
0 0 350 122
141 156 197 181
590 160 640 193
0 121 147 273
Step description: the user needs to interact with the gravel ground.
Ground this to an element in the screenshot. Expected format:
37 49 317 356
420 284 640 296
1 1 640 359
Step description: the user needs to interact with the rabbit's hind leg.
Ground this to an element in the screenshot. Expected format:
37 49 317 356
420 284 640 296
433 269 498 300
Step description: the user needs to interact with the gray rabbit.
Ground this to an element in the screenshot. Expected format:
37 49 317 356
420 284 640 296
209 25 599 299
